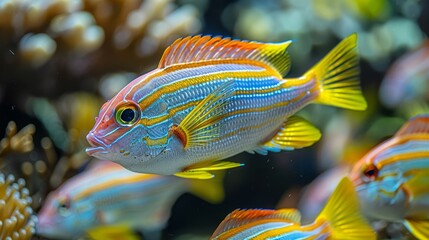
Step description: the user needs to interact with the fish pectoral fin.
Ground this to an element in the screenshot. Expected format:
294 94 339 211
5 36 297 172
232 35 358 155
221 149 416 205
404 219 429 239
171 80 235 149
175 161 244 180
261 115 321 152
402 171 429 199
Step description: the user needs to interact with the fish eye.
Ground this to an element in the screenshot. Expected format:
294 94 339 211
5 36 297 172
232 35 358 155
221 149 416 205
57 199 71 216
115 103 140 126
363 164 378 181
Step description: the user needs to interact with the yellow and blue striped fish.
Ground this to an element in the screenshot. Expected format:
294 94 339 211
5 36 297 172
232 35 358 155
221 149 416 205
210 178 376 240
36 160 224 239
86 34 367 179
351 114 429 239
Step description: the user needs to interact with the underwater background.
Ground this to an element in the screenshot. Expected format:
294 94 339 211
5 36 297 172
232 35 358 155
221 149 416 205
0 0 428 239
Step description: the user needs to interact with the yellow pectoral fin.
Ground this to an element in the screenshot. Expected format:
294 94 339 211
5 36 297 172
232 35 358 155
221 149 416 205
404 219 429 240
403 171 429 200
262 115 321 152
171 81 235 149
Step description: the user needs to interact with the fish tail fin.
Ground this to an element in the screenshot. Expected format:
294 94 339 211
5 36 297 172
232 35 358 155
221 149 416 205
316 177 376 240
306 34 367 111
187 171 225 204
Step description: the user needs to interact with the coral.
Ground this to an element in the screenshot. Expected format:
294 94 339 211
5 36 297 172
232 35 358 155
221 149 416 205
0 122 35 159
0 0 202 100
0 173 36 240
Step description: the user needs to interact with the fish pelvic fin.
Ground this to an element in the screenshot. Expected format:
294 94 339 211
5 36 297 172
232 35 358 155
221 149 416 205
308 33 367 111
174 161 243 180
404 219 429 239
188 170 226 204
316 177 376 240
261 115 321 152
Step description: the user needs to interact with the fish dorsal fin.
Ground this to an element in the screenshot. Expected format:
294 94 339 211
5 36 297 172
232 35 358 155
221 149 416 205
211 209 301 238
395 114 429 137
159 35 292 76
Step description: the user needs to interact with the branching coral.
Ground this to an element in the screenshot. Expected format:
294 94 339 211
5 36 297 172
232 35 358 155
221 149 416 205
0 173 36 240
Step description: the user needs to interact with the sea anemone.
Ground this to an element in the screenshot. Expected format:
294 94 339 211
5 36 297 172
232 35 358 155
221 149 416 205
0 173 36 240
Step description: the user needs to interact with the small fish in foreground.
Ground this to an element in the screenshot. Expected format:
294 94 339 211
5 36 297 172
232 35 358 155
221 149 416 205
86 34 366 179
351 114 429 239
36 160 223 239
210 177 376 240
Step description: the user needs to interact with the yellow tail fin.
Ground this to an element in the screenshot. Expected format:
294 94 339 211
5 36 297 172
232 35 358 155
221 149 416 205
316 177 376 240
307 34 367 111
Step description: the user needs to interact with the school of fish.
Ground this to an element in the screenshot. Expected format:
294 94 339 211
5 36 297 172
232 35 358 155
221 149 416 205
86 34 366 179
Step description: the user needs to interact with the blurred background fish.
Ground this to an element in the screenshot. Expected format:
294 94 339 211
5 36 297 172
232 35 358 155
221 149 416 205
351 115 429 239
379 41 429 109
210 178 375 240
36 160 224 239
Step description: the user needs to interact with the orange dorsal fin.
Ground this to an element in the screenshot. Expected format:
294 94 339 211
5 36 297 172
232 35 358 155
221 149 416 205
211 209 301 238
158 35 292 76
395 114 429 137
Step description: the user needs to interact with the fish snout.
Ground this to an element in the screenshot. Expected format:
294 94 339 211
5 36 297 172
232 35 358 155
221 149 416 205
86 131 107 157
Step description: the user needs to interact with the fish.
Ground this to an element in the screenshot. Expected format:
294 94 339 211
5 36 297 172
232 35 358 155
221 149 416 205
379 40 429 108
350 114 429 239
36 160 223 239
210 177 376 240
86 34 367 179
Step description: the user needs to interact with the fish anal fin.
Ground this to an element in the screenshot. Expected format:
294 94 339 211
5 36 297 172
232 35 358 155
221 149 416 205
159 35 292 76
404 219 429 240
316 177 376 240
261 115 321 152
211 208 301 238
171 81 235 149
395 114 429 137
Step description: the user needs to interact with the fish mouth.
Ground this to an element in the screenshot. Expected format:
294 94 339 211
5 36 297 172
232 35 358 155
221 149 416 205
86 146 107 156
86 132 107 157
